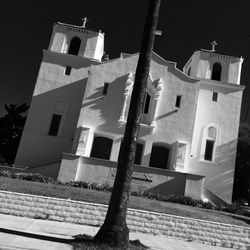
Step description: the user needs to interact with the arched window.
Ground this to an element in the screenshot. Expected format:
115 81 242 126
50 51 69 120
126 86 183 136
90 136 113 160
149 144 170 169
68 36 81 55
211 62 222 81
203 126 217 161
48 101 65 136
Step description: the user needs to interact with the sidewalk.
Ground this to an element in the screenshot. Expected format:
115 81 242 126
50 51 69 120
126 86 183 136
0 213 228 250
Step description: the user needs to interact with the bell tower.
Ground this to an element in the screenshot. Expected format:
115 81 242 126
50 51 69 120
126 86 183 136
183 41 243 85
48 18 104 61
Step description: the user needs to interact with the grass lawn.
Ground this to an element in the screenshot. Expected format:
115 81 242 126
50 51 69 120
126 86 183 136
1 176 250 227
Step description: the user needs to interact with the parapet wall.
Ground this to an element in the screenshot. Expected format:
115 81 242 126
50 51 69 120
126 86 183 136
58 154 205 200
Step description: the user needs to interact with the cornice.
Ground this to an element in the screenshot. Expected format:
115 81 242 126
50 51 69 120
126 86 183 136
199 79 245 91
54 22 104 36
199 50 243 61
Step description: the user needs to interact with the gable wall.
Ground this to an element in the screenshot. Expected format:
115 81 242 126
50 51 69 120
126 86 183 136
75 55 199 169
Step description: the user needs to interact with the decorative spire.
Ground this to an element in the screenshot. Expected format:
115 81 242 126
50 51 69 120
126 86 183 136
211 41 218 52
81 17 88 28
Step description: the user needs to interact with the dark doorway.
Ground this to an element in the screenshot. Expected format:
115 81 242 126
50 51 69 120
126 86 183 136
149 144 169 169
211 63 222 81
90 136 113 160
68 37 81 56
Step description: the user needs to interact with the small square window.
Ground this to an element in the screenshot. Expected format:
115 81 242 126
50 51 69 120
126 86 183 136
175 95 182 108
65 66 72 76
102 82 109 95
212 92 218 102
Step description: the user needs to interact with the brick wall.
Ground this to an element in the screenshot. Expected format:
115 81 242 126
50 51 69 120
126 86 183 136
0 190 249 249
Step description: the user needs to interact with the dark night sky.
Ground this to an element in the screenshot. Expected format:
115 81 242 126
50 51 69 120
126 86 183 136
1 0 250 122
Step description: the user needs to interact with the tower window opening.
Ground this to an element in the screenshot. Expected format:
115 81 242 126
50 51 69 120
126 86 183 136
211 62 222 81
68 36 81 56
187 67 191 76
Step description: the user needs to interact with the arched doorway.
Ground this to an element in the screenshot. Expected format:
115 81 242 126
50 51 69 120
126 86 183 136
68 37 81 55
211 62 222 81
90 136 113 160
149 144 169 169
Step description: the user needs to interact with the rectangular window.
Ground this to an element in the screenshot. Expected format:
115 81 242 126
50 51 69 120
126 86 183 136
65 66 72 76
48 114 62 136
175 95 182 108
102 82 109 95
204 140 214 161
143 93 151 114
212 92 218 102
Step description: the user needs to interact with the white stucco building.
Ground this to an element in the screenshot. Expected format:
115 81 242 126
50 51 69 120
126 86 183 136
15 21 245 204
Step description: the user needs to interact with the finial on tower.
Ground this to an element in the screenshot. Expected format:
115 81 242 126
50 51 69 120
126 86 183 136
81 17 88 28
211 41 218 52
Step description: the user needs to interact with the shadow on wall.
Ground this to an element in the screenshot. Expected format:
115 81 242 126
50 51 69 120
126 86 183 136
154 109 178 121
42 53 99 70
146 176 186 196
15 79 88 168
82 74 184 138
82 75 127 135
28 78 88 139
192 139 238 203
215 139 238 165
82 74 156 137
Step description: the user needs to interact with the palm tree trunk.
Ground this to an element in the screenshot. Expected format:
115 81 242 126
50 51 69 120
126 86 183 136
94 0 161 248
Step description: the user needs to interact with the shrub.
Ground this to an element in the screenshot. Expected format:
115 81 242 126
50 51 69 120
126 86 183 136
68 181 112 192
130 191 214 209
0 170 16 178
15 173 57 184
0 170 57 184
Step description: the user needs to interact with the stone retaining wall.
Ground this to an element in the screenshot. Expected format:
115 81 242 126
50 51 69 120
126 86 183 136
0 190 249 249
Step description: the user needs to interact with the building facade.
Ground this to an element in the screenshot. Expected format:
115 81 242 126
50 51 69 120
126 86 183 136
15 22 245 204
